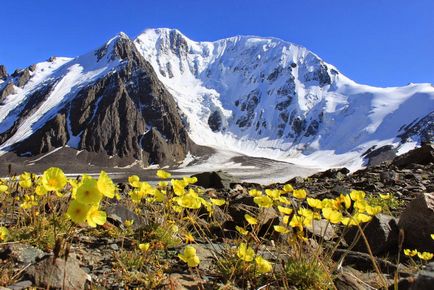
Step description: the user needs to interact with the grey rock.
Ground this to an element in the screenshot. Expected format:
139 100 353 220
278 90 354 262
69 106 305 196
344 214 399 255
6 280 32 290
411 262 434 290
106 204 144 229
1 243 46 264
380 170 400 183
398 192 434 252
26 256 90 290
306 219 337 241
192 171 240 190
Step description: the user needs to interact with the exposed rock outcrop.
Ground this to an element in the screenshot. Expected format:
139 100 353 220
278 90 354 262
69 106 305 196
0 65 8 79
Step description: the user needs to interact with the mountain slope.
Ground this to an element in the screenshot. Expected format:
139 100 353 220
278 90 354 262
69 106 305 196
0 28 433 172
0 33 193 167
134 28 434 170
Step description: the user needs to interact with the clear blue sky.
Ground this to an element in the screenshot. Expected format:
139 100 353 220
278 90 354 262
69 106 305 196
1 0 433 87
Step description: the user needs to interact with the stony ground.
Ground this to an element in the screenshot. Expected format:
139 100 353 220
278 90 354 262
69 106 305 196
0 145 433 289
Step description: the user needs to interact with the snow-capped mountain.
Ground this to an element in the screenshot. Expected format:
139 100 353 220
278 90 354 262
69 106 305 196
0 32 193 167
135 28 434 170
0 28 433 171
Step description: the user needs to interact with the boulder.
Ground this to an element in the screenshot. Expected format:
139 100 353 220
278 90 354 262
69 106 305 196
0 243 46 264
411 262 434 290
344 214 399 255
26 256 90 290
398 192 434 252
192 171 240 190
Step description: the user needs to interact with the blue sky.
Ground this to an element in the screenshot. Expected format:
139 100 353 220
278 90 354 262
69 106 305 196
1 0 433 87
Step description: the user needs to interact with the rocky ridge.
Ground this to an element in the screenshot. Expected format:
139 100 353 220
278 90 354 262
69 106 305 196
0 34 194 167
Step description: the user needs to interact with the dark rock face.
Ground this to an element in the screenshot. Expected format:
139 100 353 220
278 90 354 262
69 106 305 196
11 68 31 87
344 214 399 255
0 82 15 102
0 65 8 79
411 262 434 290
5 35 193 167
363 145 397 167
399 111 434 144
393 144 434 168
208 110 223 132
398 192 434 252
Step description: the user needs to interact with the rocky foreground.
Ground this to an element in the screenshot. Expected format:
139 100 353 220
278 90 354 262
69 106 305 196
0 145 433 290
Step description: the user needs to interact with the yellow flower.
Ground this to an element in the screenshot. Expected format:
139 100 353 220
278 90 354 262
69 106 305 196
0 226 9 241
41 167 67 192
354 200 368 212
354 213 372 223
350 190 365 201
67 200 91 224
184 232 195 243
156 169 171 179
153 189 166 202
124 220 134 227
278 196 291 204
298 208 315 220
255 256 272 274
129 190 143 203
322 208 343 224
335 194 351 209
307 197 323 209
128 175 141 188
19 172 33 188
404 249 418 257
249 189 262 197
293 189 307 199
265 189 281 200
253 196 273 208
237 243 255 262
97 171 116 198
245 214 258 225
321 198 335 209
0 184 8 193
289 215 304 232
75 178 103 205
417 251 433 261
139 243 150 252
210 198 226 206
341 217 358 226
366 205 382 216
178 245 200 267
431 234 434 240
20 194 38 209
86 206 107 227
35 185 48 196
175 189 202 209
235 226 249 236
277 206 293 215
379 193 391 200
172 179 187 196
274 225 290 234
183 176 198 184
282 184 294 193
